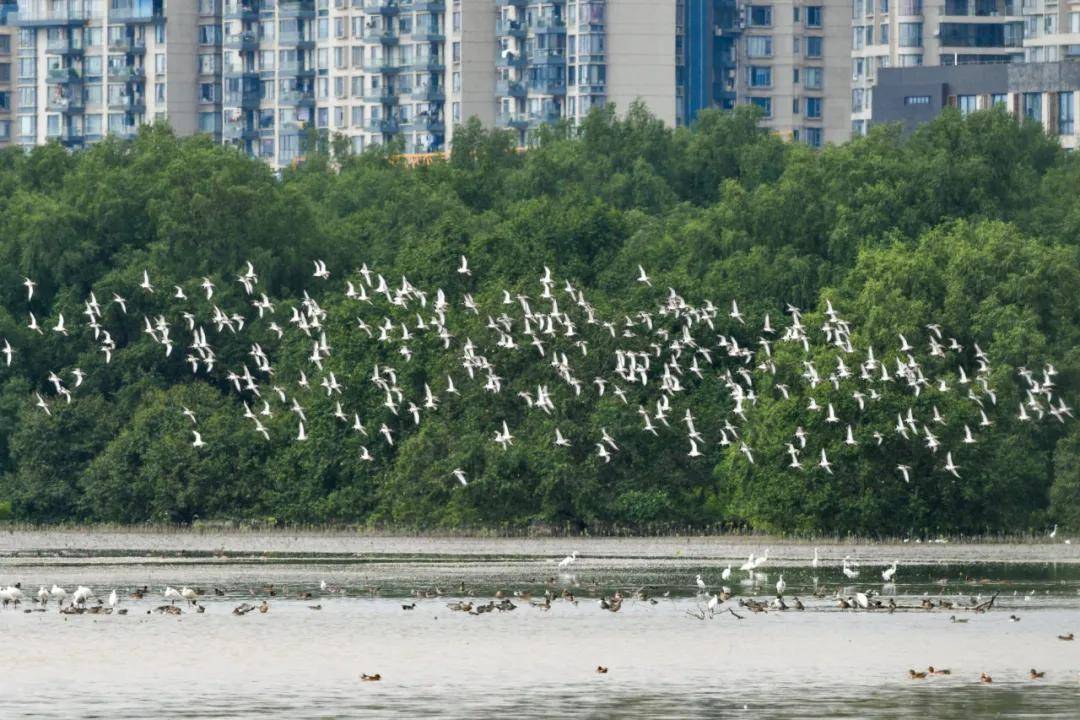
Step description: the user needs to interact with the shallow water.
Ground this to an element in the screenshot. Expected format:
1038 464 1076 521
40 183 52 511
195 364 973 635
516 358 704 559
3 533 1079 718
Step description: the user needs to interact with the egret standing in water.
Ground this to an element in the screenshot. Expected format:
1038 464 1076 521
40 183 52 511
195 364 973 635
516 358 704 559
776 575 786 596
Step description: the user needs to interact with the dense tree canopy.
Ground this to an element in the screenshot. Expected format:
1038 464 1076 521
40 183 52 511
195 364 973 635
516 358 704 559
0 104 1075 536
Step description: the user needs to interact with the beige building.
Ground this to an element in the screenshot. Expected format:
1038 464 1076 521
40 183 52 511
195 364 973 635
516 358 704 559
493 0 674 145
850 0 1024 135
738 0 851 147
1021 1 1080 62
13 0 213 149
0 18 12 147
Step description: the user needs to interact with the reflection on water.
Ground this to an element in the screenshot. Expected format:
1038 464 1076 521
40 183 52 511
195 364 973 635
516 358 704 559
3 534 1079 718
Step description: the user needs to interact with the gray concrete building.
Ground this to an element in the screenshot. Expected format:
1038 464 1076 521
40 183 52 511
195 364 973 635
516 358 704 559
871 60 1080 148
851 0 1025 137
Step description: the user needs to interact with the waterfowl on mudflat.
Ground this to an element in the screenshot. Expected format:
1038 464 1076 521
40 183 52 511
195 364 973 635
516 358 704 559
1030 669 1045 680
360 673 381 682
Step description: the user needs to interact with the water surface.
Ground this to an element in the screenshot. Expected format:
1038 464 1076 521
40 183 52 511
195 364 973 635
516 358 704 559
3 532 1079 718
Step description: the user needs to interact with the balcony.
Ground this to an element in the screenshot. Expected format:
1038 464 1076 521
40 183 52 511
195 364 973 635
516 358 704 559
530 77 567 95
414 116 445 134
496 51 528 69
108 36 147 54
412 57 446 73
528 107 562 127
108 95 146 113
225 90 262 109
280 90 316 106
279 1 317 19
47 66 83 84
364 28 400 45
223 125 260 142
377 60 404 74
530 50 566 67
109 1 164 24
224 31 259 51
497 0 528 7
45 39 85 55
224 67 260 80
378 90 401 105
413 0 446 10
533 17 567 35
368 117 402 134
496 111 529 130
57 132 86 148
364 0 401 16
107 65 146 82
496 19 527 39
412 85 445 102
46 95 84 113
496 79 527 97
15 6 88 26
413 22 445 42
223 2 259 21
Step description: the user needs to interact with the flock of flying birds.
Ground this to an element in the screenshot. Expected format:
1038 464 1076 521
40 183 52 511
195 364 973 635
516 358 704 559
3 255 1074 485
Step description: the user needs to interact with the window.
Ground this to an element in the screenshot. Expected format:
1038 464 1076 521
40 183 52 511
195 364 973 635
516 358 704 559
805 127 823 148
900 0 922 12
198 25 220 45
881 23 890 44
852 88 865 112
806 36 823 57
881 0 889 10
1023 92 1041 121
958 95 978 115
746 36 773 57
1071 12 1080 34
991 93 1008 107
198 111 219 133
155 53 166 74
748 66 772 87
749 6 773 26
1059 92 1074 134
792 97 799 113
749 96 772 116
904 95 931 105
806 97 823 118
804 67 823 89
806 6 823 27
899 23 923 47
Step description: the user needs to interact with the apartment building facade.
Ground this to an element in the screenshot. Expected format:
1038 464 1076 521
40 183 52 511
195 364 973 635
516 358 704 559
0 2 15 147
678 0 851 147
12 0 865 165
13 0 209 149
850 0 1024 135
872 60 1080 148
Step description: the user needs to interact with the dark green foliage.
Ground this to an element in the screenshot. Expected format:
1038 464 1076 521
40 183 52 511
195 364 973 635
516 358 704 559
0 107 1075 535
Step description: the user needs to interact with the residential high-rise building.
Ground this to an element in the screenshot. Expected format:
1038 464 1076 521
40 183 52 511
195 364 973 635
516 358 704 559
850 0 1024 135
678 0 740 126
0 1 16 147
739 0 851 146
871 61 1080 150
679 0 851 147
494 1 674 144
13 0 211 149
1021 2 1080 63
8 0 860 165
